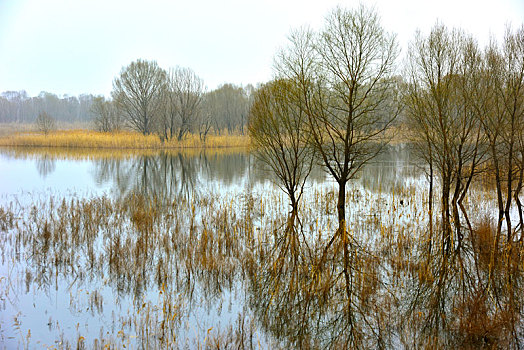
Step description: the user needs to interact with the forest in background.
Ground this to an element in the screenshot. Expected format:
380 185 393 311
0 81 255 136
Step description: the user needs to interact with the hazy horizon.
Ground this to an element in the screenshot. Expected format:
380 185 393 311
1 0 523 98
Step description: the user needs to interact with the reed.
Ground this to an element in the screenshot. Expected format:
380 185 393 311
0 129 250 149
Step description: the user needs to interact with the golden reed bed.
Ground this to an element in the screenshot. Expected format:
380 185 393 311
0 130 250 150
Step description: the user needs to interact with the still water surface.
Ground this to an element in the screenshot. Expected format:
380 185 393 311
5 146 504 349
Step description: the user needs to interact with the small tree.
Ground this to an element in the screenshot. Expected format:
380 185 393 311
91 96 122 132
249 79 313 231
35 111 56 135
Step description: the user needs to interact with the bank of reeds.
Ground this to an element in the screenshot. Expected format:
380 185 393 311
0 129 250 149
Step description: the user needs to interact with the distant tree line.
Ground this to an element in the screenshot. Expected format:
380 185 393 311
0 91 96 124
0 72 255 138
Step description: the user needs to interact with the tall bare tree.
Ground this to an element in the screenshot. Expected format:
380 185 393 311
278 6 398 256
112 59 167 135
405 25 486 251
497 26 524 242
274 8 399 345
249 79 313 230
162 66 204 141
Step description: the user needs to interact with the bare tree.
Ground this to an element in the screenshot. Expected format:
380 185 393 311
112 59 167 135
35 111 56 135
496 26 524 242
160 66 204 141
278 8 398 247
197 93 215 142
249 79 313 230
274 8 399 345
91 96 122 132
405 25 486 251
205 84 251 135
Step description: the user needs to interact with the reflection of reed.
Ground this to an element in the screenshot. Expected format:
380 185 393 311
2 145 249 160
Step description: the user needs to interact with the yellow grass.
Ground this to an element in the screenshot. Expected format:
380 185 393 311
0 129 250 150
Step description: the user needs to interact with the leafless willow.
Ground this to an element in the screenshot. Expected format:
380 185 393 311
112 59 167 135
91 96 122 132
35 111 56 135
159 66 204 141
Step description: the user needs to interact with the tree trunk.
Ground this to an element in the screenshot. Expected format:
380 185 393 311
492 142 504 246
177 127 185 141
515 160 524 241
337 180 352 306
505 141 514 242
441 171 452 254
428 156 434 255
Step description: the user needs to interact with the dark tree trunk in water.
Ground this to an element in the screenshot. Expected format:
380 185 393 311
337 180 352 306
515 161 524 241
428 158 434 255
287 195 298 234
441 175 452 254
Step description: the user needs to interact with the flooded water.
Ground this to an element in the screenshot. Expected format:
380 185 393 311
0 146 523 349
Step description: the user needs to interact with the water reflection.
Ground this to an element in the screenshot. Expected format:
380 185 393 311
35 154 56 178
6 147 522 348
92 151 254 200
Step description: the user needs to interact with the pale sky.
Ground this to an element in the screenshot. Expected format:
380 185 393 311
0 0 522 97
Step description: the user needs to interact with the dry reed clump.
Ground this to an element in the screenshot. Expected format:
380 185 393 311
0 129 250 149
451 289 515 348
0 206 15 231
472 217 498 270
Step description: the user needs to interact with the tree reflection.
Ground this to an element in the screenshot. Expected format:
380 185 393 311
245 185 524 348
35 153 56 178
92 151 253 201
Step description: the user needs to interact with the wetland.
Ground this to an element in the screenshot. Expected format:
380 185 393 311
0 146 523 349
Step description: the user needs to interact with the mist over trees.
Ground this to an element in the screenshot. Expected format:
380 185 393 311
0 90 96 124
0 80 254 138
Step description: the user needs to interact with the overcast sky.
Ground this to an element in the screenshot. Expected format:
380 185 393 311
0 0 522 97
